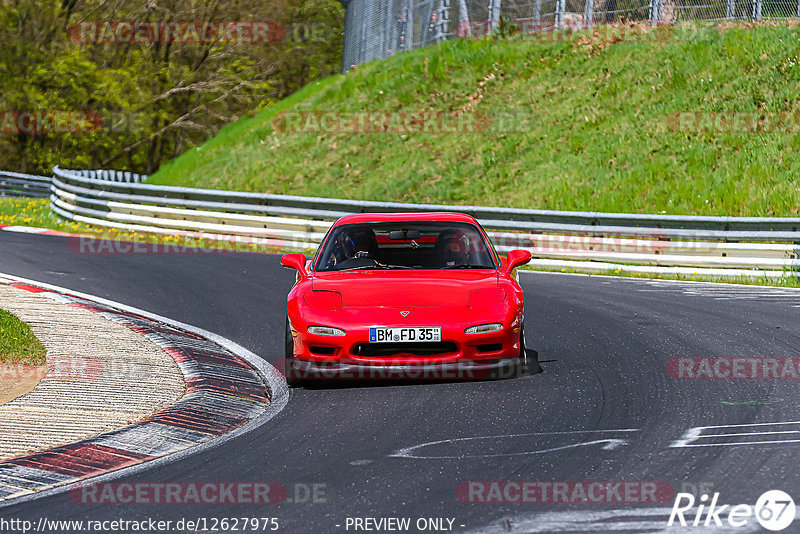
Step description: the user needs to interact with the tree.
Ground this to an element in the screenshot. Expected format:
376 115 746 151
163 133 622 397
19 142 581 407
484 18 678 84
0 0 344 174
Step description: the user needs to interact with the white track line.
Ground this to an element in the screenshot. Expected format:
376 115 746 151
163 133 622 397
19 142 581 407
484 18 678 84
520 268 800 291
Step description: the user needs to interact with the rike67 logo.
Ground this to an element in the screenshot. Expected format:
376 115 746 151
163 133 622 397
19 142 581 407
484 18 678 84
668 490 795 531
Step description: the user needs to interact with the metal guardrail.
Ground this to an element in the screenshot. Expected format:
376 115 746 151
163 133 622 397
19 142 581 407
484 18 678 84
0 171 52 198
47 166 800 274
59 168 148 184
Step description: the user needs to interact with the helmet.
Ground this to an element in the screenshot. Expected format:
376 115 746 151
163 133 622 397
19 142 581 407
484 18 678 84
339 228 378 259
436 229 470 267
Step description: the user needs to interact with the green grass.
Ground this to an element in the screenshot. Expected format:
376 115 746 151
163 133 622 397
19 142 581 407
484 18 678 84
0 309 46 365
149 22 800 216
0 197 98 233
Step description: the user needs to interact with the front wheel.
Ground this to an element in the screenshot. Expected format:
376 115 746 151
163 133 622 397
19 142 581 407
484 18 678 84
284 318 303 387
513 325 528 377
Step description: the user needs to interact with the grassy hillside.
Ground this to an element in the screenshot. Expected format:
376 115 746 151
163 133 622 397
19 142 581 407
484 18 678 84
149 22 800 216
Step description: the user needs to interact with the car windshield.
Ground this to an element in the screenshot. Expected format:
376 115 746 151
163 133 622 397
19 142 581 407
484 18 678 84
315 221 497 272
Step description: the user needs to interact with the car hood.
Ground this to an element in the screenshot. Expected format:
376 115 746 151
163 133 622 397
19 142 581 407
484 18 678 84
311 270 499 308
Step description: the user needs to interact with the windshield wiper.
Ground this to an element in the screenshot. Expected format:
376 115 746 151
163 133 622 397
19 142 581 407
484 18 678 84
338 263 413 271
337 265 379 271
378 264 414 269
441 265 492 269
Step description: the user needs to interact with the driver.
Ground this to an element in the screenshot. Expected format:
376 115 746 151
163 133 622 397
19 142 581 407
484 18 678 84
336 228 378 262
436 229 470 267
350 229 378 258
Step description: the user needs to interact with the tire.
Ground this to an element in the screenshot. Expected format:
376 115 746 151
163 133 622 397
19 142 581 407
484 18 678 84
513 324 528 378
285 318 303 387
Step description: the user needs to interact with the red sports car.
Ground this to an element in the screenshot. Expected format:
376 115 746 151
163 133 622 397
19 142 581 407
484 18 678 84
279 212 533 386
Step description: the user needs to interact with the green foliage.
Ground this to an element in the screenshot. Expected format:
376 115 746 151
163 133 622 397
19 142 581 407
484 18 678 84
0 0 344 175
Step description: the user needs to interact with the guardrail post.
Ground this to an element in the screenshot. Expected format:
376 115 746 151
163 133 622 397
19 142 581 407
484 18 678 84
421 1 435 46
649 0 662 23
434 0 450 43
584 0 594 27
556 0 565 28
457 0 471 36
489 0 501 32
751 0 762 20
405 0 414 51
382 0 391 55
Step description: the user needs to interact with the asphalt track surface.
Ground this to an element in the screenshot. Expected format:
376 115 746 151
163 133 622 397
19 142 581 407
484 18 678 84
1 230 800 533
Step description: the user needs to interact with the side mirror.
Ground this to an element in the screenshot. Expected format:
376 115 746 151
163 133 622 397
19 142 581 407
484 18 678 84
280 253 309 280
502 249 531 273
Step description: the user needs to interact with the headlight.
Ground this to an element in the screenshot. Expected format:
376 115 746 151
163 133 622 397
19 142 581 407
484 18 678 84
308 325 346 336
465 323 503 334
303 290 343 311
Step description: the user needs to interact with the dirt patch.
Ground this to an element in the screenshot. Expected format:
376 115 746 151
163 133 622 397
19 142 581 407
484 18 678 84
0 366 46 404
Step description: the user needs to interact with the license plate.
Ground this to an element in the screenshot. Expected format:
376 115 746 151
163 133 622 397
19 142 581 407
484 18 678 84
369 327 441 343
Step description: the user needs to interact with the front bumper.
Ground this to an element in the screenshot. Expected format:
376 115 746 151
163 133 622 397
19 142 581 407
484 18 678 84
287 303 525 374
292 322 521 364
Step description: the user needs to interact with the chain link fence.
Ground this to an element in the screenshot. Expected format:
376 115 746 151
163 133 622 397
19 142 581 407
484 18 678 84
340 0 800 70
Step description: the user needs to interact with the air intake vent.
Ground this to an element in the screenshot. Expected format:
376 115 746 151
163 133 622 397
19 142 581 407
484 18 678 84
353 342 457 357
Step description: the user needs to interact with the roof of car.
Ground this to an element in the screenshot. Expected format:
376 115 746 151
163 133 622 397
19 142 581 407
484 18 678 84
331 212 481 226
